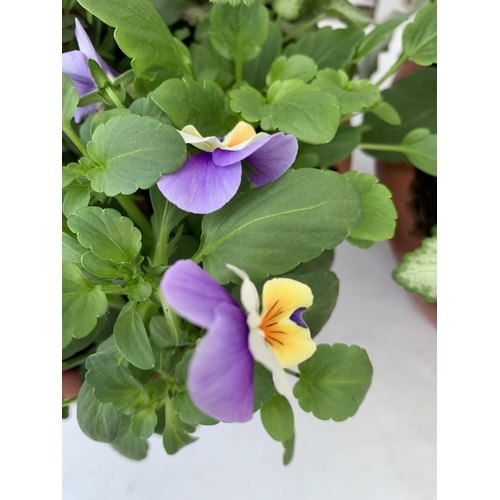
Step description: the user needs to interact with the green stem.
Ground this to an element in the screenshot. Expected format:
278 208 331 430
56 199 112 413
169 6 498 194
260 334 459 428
156 292 182 345
235 56 243 83
359 143 408 153
116 194 154 243
98 284 125 294
104 87 124 108
284 368 300 378
63 124 89 158
62 396 78 406
282 13 328 43
374 53 407 87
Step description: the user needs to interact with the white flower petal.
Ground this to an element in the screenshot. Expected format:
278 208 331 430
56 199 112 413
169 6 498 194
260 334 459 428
248 329 293 398
226 264 260 328
221 132 269 151
178 125 221 152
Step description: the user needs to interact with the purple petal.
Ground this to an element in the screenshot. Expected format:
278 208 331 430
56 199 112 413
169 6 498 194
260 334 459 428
157 152 242 214
245 133 298 187
74 18 119 79
188 302 254 422
212 136 274 167
160 260 238 329
62 51 96 97
74 104 101 124
290 307 308 328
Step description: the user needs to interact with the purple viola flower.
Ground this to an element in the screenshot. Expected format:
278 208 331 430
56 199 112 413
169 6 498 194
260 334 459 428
157 122 298 214
160 260 316 423
62 18 119 123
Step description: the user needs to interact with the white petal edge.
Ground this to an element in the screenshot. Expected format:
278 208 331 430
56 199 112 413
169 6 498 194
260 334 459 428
220 132 269 151
178 125 221 152
248 329 293 398
226 264 260 329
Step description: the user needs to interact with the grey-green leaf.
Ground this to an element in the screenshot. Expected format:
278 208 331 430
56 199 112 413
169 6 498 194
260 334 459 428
131 406 158 439
163 396 197 455
266 55 318 86
67 207 142 263
77 381 121 443
114 302 155 370
401 128 437 176
198 169 362 284
253 362 274 411
367 101 401 125
260 393 294 441
62 75 79 127
294 343 373 421
392 235 437 302
87 115 186 196
282 431 295 465
402 2 437 66
62 263 108 347
343 171 397 242
62 233 86 265
173 391 219 426
327 0 372 28
62 184 91 218
129 95 172 125
81 252 126 279
111 414 149 460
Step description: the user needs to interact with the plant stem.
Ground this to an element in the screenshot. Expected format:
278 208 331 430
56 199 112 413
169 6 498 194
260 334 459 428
104 87 124 108
63 124 89 158
62 396 78 406
284 368 300 378
374 53 407 87
116 194 154 243
235 56 243 83
98 284 124 294
359 142 408 153
282 13 328 43
190 248 203 264
156 292 182 345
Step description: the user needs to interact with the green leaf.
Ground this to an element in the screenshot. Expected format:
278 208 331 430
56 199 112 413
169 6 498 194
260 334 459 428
62 263 108 347
266 55 317 86
402 2 437 66
111 414 149 460
343 171 397 242
366 101 401 125
85 353 147 413
129 95 172 125
283 271 339 337
312 69 380 115
327 0 372 28
62 233 86 265
294 124 361 169
191 40 234 89
362 67 436 162
292 249 334 274
243 23 282 90
401 128 437 176
209 0 269 62
354 16 407 62
272 0 304 21
87 115 186 196
294 343 373 421
346 236 373 249
123 276 152 302
175 350 194 385
67 207 141 263
131 406 158 439
284 27 364 70
230 82 340 144
90 108 132 137
81 252 126 279
163 396 197 455
62 183 91 218
149 315 192 348
210 0 255 5
77 381 122 443
260 393 294 441
62 165 78 188
153 344 182 376
198 169 362 284
78 0 192 93
253 362 274 411
173 391 219 426
282 431 295 465
114 302 155 370
152 78 237 137
62 75 79 127
392 235 437 302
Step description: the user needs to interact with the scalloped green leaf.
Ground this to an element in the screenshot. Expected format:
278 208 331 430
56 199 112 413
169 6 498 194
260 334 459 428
152 78 237 137
403 2 437 66
392 235 437 302
77 381 121 443
81 252 126 279
87 115 186 196
284 27 364 70
191 40 234 89
111 414 149 460
272 0 304 20
129 95 172 125
62 233 86 265
62 75 79 127
312 69 380 115
62 263 108 347
294 343 373 421
131 406 158 439
173 391 219 426
266 55 318 86
198 169 362 284
163 396 197 455
67 207 142 263
209 0 269 62
85 353 147 412
260 393 294 441
62 183 91 218
78 0 192 93
401 128 437 176
343 171 397 242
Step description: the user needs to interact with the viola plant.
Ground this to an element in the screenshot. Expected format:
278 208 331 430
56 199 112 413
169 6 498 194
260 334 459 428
62 0 436 463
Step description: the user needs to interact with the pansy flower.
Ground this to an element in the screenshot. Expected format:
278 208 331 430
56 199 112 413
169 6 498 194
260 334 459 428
160 259 316 422
157 122 298 214
62 19 119 123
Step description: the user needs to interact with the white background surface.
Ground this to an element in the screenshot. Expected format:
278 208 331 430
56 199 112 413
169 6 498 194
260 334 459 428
62 1 436 498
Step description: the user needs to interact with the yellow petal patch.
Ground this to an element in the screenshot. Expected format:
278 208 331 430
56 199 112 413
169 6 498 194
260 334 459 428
222 122 256 147
258 278 316 368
